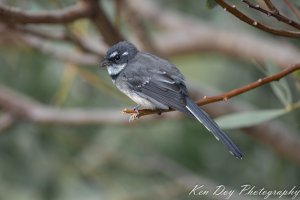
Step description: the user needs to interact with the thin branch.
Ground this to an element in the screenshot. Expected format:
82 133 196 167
0 1 90 24
123 63 300 117
241 0 300 30
195 63 300 105
214 0 300 38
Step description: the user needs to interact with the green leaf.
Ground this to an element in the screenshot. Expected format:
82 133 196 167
215 109 287 130
206 0 217 9
264 61 292 107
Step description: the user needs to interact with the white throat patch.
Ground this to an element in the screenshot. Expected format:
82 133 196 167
107 63 127 76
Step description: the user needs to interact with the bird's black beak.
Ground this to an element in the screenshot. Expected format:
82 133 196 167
100 59 111 68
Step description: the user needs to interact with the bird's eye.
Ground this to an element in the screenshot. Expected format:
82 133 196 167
114 54 120 61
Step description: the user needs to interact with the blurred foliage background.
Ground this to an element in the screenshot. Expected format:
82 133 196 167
0 0 300 199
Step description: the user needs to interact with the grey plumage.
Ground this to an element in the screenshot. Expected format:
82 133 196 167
101 41 243 159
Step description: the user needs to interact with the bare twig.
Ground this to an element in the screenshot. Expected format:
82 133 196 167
195 64 300 105
0 1 90 24
214 0 300 37
242 0 300 30
123 63 300 117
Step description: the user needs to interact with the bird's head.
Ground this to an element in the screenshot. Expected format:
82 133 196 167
101 41 138 77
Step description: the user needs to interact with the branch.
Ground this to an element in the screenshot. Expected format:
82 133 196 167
195 63 300 105
0 1 90 24
214 0 300 38
123 63 300 117
242 0 300 30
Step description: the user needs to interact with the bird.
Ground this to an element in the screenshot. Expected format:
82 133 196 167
101 41 243 159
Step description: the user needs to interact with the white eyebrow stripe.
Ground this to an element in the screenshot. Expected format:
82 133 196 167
109 51 118 58
122 51 128 56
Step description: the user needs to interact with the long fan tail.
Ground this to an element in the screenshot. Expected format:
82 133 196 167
185 98 243 159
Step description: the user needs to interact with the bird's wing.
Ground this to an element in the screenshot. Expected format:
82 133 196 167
123 66 190 114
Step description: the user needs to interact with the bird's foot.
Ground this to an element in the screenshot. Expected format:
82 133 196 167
124 105 141 122
129 112 140 122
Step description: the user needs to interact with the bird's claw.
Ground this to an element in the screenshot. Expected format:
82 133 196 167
128 105 141 122
129 112 140 122
122 106 141 122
